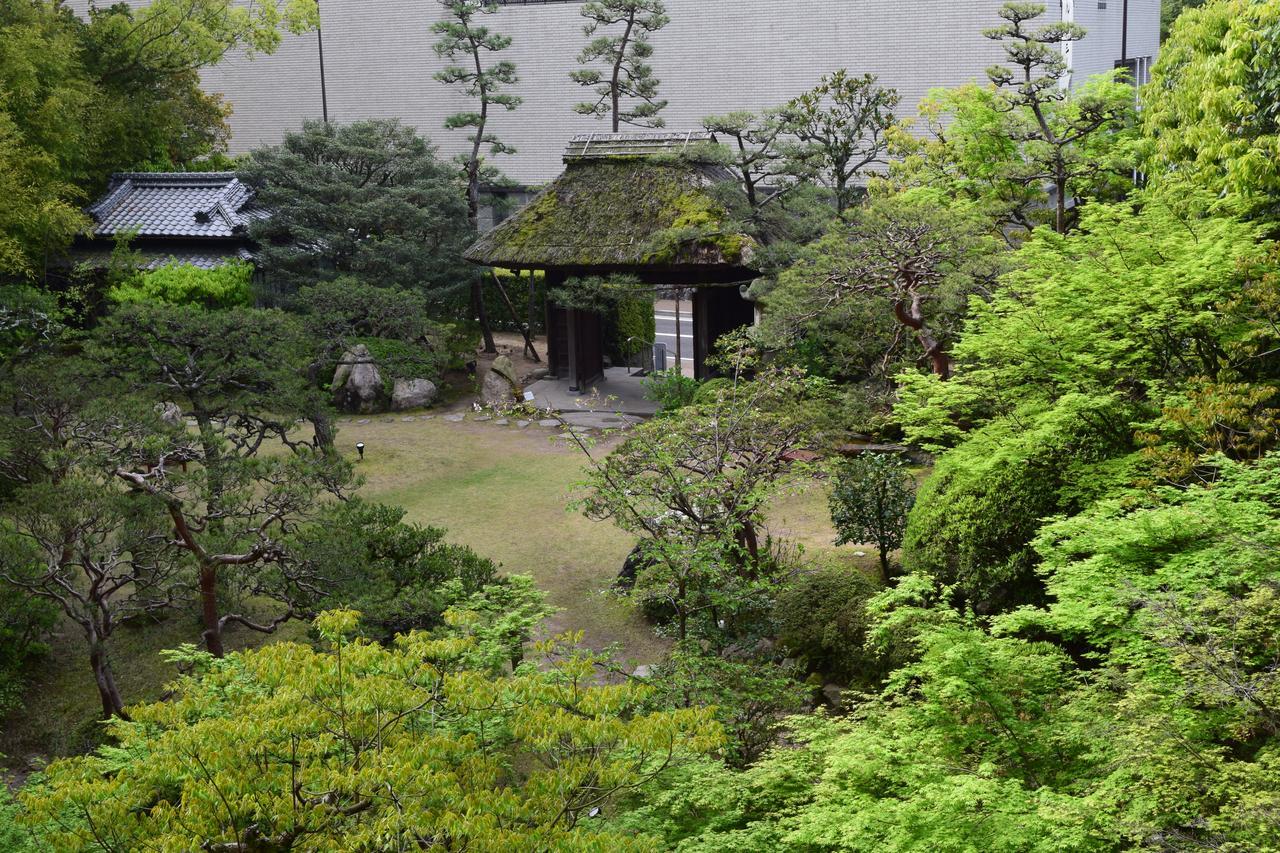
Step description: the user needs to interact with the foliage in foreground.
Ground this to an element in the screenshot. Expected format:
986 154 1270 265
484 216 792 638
896 195 1276 610
615 457 1280 851
20 609 721 851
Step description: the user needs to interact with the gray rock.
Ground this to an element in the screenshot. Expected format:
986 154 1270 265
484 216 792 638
632 665 653 679
481 369 517 407
473 415 492 422
537 418 560 428
155 401 183 426
490 354 519 386
357 418 371 425
443 413 465 423
400 417 417 422
821 683 844 711
528 367 550 381
332 345 385 414
516 420 531 428
494 418 509 426
391 378 438 411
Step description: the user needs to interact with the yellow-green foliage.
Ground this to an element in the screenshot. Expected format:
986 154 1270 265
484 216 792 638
20 611 721 851
1143 0 1280 208
107 260 253 309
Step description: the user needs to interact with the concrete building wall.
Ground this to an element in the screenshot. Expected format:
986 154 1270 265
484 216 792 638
69 1 1160 186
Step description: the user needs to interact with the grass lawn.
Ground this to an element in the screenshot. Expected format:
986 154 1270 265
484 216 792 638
2 410 869 772
349 414 670 664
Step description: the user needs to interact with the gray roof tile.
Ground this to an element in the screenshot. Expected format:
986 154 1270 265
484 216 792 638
87 172 258 239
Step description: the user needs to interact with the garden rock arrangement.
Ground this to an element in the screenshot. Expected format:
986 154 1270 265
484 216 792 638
391 378 438 411
332 345 440 414
332 344 384 414
481 355 520 407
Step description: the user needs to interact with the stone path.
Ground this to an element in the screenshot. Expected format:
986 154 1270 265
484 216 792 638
339 406 645 437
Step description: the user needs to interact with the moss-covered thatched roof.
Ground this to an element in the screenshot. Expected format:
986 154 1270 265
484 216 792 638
464 154 760 281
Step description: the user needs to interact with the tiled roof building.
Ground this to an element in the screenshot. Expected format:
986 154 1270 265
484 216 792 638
77 172 258 270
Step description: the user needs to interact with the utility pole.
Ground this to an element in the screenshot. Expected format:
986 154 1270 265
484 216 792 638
317 0 329 123
674 288 683 374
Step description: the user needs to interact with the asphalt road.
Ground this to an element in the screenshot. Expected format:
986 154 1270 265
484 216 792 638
654 307 693 374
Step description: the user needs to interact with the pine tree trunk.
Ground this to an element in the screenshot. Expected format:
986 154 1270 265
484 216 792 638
89 641 129 720
199 563 225 658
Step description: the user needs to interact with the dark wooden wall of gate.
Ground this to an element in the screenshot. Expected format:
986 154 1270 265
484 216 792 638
545 300 605 391
692 286 756 379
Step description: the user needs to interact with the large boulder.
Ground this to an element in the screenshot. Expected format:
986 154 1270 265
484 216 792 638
481 368 517 407
490 355 519 386
333 344 385 414
391 378 438 411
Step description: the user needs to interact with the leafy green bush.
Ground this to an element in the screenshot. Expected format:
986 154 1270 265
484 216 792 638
774 562 881 683
642 368 698 412
902 395 1138 612
829 454 916 583
693 377 734 404
647 645 808 767
107 260 253 309
289 501 505 643
0 580 55 715
0 787 39 853
358 338 448 388
481 268 547 334
605 293 656 362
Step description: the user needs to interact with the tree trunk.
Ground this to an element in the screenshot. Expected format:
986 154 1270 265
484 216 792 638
89 642 129 720
893 294 952 380
610 14 635 133
199 563 225 658
878 542 891 586
310 409 336 454
526 271 538 341
1055 175 1068 235
472 275 497 355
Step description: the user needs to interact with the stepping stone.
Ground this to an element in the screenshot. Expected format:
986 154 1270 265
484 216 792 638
401 417 416 422
494 418 509 426
444 414 465 423
419 415 435 420
357 419 371 425
473 415 491 422
516 420 531 428
538 419 559 428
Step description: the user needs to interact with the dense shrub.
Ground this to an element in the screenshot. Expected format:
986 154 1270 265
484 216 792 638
289 501 506 643
774 561 881 683
604 293 656 363
107 260 253 309
642 367 698 412
357 338 449 388
829 454 916 583
480 268 547 335
902 395 1138 612
647 645 809 767
693 377 734 404
0 582 56 715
